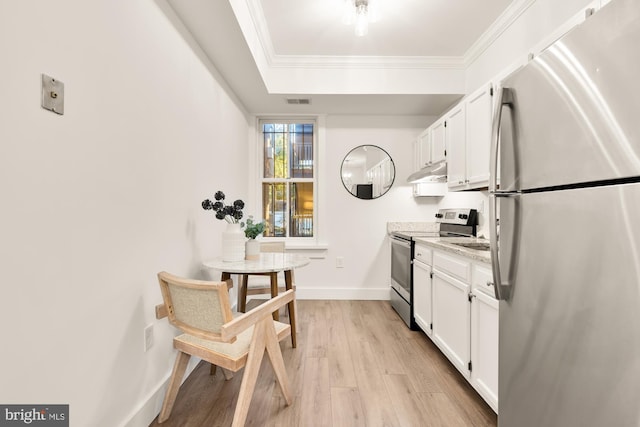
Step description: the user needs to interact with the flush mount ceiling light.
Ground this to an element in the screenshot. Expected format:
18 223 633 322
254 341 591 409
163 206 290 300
342 0 379 37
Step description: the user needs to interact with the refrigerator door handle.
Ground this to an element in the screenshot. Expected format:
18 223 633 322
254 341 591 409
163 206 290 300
490 86 515 301
489 86 513 194
489 192 518 300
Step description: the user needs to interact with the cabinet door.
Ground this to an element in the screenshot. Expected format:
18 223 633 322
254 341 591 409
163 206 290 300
432 269 470 378
413 259 432 336
471 290 499 412
418 128 431 169
413 139 421 172
431 118 447 164
465 84 493 187
445 104 466 189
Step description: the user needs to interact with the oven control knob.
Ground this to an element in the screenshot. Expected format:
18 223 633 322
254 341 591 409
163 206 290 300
458 214 468 220
435 213 443 218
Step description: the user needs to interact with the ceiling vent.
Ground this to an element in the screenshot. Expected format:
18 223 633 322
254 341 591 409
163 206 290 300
285 98 311 105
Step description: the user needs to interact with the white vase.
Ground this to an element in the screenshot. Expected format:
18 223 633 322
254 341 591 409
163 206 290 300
245 239 260 260
222 223 245 262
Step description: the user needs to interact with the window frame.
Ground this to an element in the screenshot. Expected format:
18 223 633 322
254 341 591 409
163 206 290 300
255 116 321 247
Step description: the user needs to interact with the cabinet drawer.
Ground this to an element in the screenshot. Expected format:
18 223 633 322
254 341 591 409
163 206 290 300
472 263 496 298
433 251 471 283
414 244 433 266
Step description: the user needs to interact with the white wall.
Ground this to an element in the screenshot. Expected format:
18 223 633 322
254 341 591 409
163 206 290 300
0 1 249 426
292 115 438 299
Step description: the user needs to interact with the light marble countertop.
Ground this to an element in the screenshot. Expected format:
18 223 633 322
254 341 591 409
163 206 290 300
413 236 491 264
203 253 311 273
386 221 439 234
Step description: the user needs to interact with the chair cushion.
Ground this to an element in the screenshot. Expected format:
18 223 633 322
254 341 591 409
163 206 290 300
174 320 290 361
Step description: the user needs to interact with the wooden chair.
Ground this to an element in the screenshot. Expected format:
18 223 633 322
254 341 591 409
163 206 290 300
238 242 296 313
155 271 294 427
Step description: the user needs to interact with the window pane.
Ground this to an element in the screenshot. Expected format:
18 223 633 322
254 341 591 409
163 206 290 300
274 127 287 179
262 183 287 237
263 131 274 178
290 182 313 237
290 124 314 178
262 123 288 179
263 122 313 179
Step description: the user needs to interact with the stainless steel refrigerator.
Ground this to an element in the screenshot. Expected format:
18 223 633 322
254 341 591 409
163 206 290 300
489 0 640 425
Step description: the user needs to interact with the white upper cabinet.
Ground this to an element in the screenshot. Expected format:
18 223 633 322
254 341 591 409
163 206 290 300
465 83 493 187
447 83 493 191
430 117 447 165
415 119 446 170
417 128 431 169
445 103 467 189
410 118 448 197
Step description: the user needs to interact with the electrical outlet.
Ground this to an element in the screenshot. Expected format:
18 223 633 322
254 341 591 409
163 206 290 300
336 256 344 268
144 324 154 352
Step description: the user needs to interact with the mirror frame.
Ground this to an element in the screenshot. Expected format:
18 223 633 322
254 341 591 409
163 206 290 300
340 145 395 200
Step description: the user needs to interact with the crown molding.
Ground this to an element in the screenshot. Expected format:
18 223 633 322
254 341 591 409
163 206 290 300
246 0 278 64
245 0 535 72
463 0 537 66
269 55 466 70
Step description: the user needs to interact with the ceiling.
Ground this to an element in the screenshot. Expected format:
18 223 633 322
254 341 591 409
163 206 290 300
163 0 518 116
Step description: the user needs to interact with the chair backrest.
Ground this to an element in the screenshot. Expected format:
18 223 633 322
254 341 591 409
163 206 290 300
157 271 234 342
260 241 285 253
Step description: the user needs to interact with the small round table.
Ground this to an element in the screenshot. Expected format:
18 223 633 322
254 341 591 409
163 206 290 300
203 253 310 348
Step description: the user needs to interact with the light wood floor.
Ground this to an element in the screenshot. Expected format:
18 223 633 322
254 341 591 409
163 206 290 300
149 300 497 427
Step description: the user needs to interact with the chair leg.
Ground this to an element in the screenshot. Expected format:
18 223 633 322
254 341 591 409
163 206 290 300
284 271 297 348
265 320 293 405
222 368 235 380
209 364 233 379
239 274 248 312
270 273 279 321
158 351 191 423
231 318 268 427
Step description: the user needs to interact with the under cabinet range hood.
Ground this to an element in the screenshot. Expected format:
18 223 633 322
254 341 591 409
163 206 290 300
406 160 447 183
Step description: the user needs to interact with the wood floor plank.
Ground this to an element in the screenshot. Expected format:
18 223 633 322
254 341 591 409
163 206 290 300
394 335 444 393
299 357 332 427
149 300 497 427
418 392 473 427
330 387 366 427
327 301 357 388
304 301 330 359
350 340 402 427
383 373 435 427
360 308 407 375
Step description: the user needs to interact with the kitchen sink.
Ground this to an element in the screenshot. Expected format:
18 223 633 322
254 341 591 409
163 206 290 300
451 242 491 251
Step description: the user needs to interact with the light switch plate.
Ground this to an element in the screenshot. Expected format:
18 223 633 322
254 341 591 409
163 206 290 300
41 74 64 115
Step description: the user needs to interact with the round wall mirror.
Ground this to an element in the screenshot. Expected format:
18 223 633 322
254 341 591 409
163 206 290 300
341 145 395 199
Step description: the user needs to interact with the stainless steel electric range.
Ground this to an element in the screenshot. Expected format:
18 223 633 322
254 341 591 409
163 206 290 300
389 208 478 329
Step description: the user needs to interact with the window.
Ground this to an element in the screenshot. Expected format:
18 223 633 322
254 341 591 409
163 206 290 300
260 121 315 239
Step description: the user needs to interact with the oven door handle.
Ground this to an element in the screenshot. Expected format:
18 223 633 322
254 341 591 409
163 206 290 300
390 236 411 248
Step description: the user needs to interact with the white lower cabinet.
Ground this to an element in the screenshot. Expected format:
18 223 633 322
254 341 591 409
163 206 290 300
413 258 433 336
414 247 498 413
432 269 471 378
470 286 499 412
